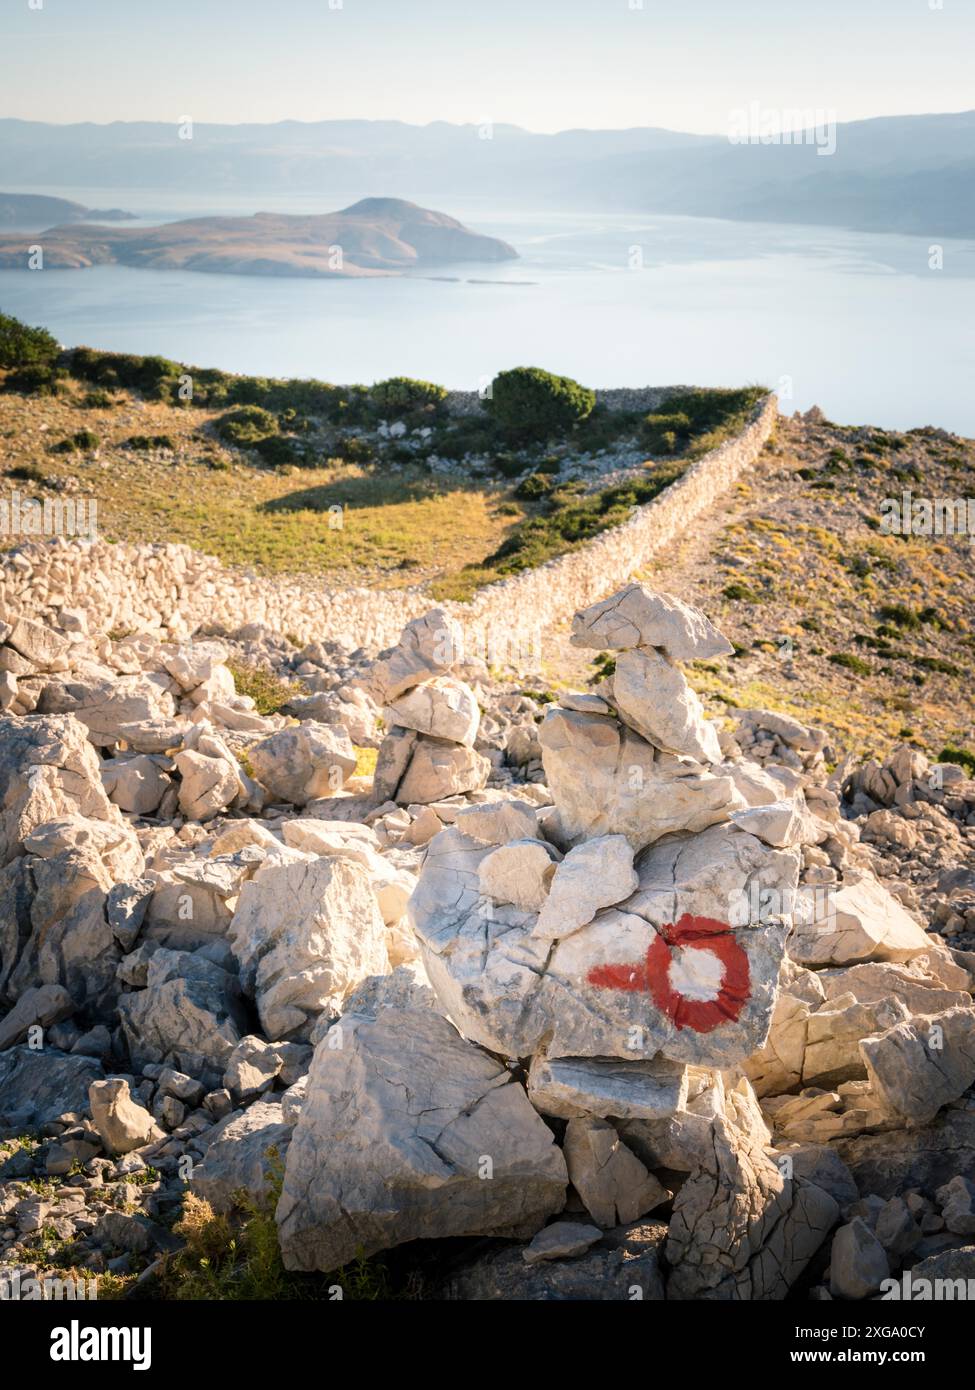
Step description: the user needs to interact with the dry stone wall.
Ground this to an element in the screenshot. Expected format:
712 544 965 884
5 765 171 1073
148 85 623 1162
0 394 777 659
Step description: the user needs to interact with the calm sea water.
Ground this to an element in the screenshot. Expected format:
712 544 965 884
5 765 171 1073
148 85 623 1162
2 191 974 433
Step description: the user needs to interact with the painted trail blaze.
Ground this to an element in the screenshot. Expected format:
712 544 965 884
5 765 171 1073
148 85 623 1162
587 912 750 1033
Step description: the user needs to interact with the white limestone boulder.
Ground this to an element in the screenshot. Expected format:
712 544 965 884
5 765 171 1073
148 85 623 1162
0 714 116 866
228 856 389 1041
478 838 560 912
666 1114 839 1299
246 723 357 806
538 707 743 850
276 1006 567 1271
612 647 722 763
788 874 931 967
527 1052 688 1121
409 821 798 1068
533 834 637 940
570 584 733 661
367 608 463 704
563 1115 670 1228
395 736 490 805
860 1006 975 1125
385 676 479 747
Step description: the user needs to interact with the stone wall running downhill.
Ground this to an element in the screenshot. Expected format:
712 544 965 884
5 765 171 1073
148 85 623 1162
0 392 778 662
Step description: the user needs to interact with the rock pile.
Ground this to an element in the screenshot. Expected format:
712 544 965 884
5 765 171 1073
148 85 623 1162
1 580 974 1301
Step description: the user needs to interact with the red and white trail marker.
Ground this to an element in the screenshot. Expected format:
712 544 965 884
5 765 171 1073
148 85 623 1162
587 912 751 1034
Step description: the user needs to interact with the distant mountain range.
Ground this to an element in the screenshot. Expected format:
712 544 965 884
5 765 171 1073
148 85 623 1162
0 111 972 236
0 197 518 278
0 191 134 228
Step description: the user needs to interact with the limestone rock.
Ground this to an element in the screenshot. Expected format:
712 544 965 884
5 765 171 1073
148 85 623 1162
533 834 637 940
228 856 389 1041
819 961 971 1017
666 1115 839 1299
563 1116 670 1228
0 983 74 1051
522 1221 602 1263
192 1100 294 1214
538 707 742 850
829 1218 889 1300
527 1052 688 1121
0 1045 103 1130
478 837 559 912
860 1006 975 1125
730 798 821 848
101 754 171 816
613 647 722 763
936 1176 975 1235
7 616 71 670
118 949 248 1075
276 1007 567 1271
396 737 490 805
570 584 733 661
247 723 356 806
411 821 796 1067
453 799 539 846
174 749 240 822
367 608 462 704
88 1077 161 1155
385 676 479 746
38 674 175 748
0 714 115 866
788 875 931 967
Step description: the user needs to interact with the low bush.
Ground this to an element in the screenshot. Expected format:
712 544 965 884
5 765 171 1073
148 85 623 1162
371 376 447 416
52 429 99 454
515 471 556 500
940 746 975 775
0 312 60 370
488 367 595 440
216 406 279 447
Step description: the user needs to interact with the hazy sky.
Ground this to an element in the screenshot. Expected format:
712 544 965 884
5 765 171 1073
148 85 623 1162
2 0 972 133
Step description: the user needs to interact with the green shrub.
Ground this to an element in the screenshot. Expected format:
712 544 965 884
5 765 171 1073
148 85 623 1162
940 746 975 775
515 471 556 500
877 603 921 630
722 581 762 602
123 434 176 451
334 436 375 465
53 429 99 454
642 411 691 454
829 652 871 675
0 313 59 370
371 376 447 416
216 406 279 447
479 460 685 576
7 463 47 485
488 367 595 439
253 435 299 467
1 364 63 396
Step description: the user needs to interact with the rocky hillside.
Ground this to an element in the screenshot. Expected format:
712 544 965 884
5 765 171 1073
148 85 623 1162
0 198 518 278
0 582 973 1301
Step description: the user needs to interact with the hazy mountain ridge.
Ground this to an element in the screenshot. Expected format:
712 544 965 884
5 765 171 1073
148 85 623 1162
0 112 972 235
0 190 134 229
0 197 518 278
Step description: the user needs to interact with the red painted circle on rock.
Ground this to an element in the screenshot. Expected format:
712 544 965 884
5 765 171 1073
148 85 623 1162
587 912 750 1034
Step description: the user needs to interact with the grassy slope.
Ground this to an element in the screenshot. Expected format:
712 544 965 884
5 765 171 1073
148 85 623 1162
0 383 517 587
600 413 975 762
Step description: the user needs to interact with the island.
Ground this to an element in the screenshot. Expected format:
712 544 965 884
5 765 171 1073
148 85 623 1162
0 197 518 278
0 191 135 229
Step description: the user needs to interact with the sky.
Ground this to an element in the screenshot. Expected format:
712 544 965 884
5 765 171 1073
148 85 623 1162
1 0 972 134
